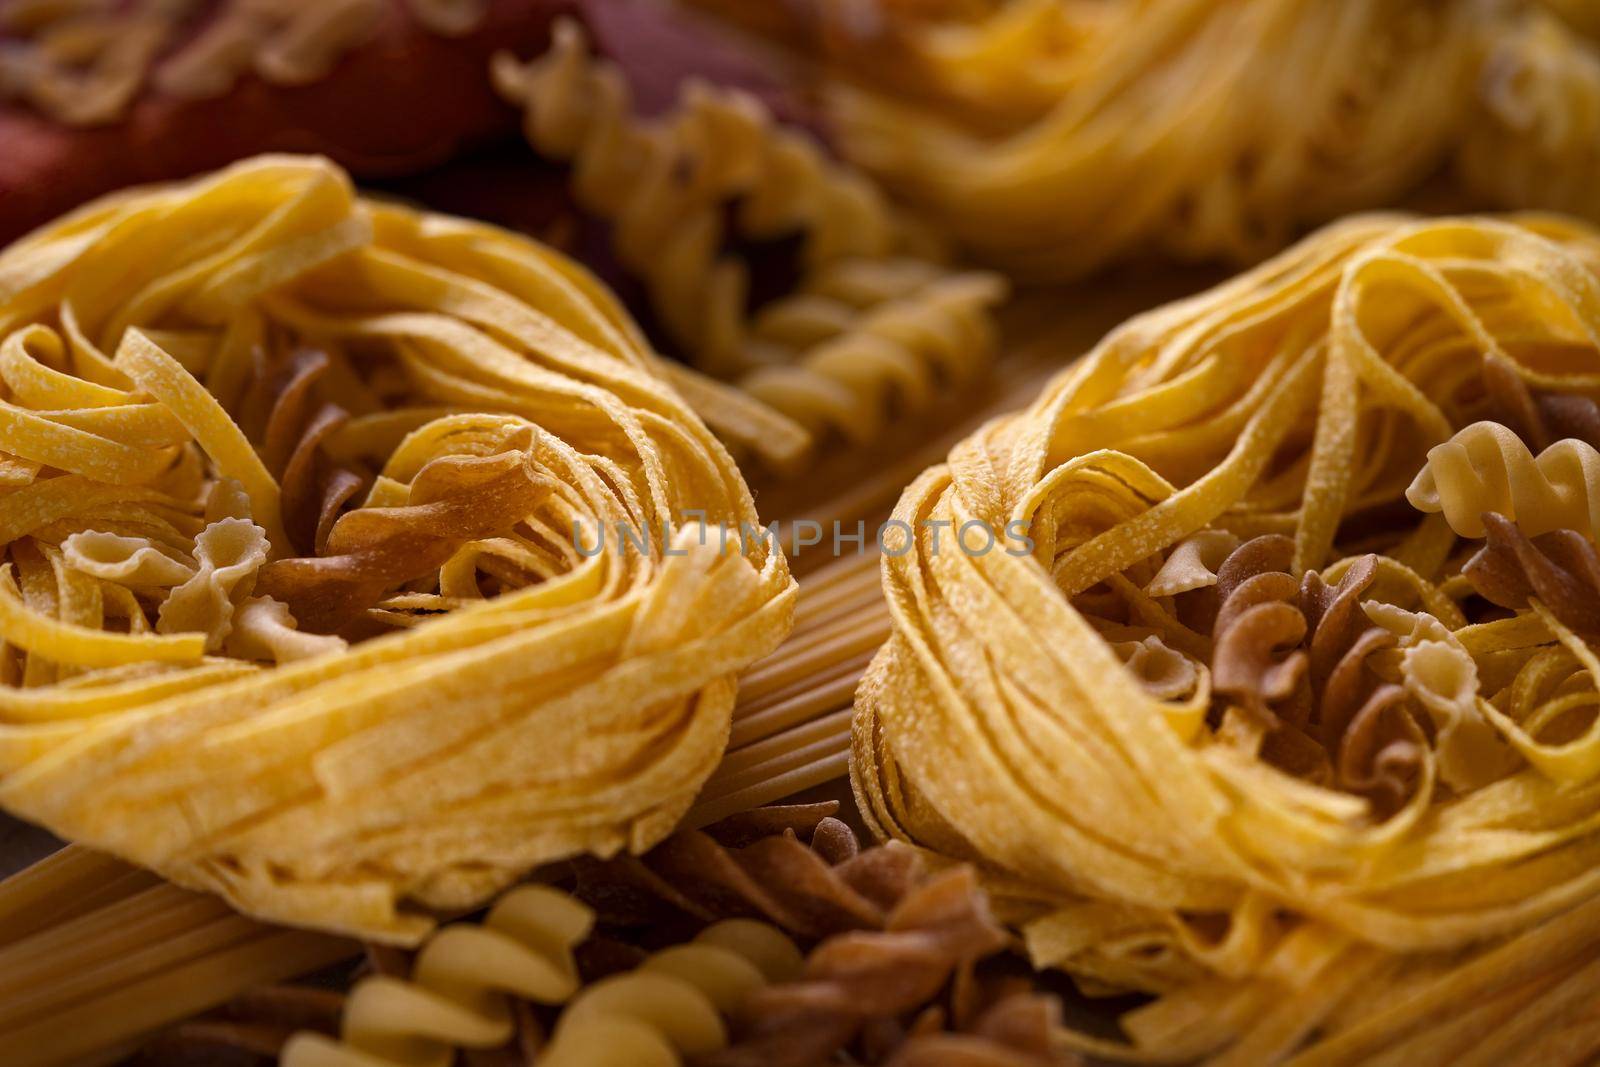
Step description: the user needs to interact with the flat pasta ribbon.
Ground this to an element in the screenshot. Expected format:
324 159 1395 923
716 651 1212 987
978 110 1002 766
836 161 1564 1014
853 213 1600 1064
0 154 796 944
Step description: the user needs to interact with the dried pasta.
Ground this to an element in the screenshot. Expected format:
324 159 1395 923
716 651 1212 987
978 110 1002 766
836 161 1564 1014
852 212 1600 1063
1406 421 1600 540
491 19 1005 461
280 884 591 1067
0 0 496 124
693 0 1600 285
0 154 796 943
542 918 801 1067
742 0 1491 279
286 881 802 1067
1460 4 1600 227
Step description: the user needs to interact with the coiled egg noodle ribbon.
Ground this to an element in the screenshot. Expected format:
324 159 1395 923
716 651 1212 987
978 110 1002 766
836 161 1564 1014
0 154 795 943
810 0 1492 280
853 213 1600 1062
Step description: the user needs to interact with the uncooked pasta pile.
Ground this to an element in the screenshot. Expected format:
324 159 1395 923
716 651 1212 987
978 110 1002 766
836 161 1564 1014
854 213 1600 1064
0 154 795 943
689 0 1600 284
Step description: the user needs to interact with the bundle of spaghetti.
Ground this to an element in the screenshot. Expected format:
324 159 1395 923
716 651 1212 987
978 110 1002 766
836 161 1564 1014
137 983 347 1065
1458 3 1600 227
490 18 1006 459
851 212 1600 1063
0 0 507 126
0 152 797 944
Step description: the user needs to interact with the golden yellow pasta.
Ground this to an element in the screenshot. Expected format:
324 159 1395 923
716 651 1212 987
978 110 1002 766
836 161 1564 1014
853 212 1600 1064
284 879 801 1067
0 154 795 943
693 0 1600 286
1460 3 1600 226
492 19 1006 463
281 883 592 1066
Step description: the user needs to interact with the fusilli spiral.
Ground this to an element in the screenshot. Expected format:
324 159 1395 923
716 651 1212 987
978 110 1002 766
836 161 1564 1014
280 884 592 1067
540 918 801 1067
1406 421 1600 541
491 19 1005 461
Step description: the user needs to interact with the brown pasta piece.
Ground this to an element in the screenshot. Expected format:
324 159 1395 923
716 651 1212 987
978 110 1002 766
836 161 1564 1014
255 440 552 632
1483 351 1600 453
879 990 1075 1067
1208 537 1427 814
704 865 1011 1067
1465 511 1600 638
570 802 920 939
239 346 367 557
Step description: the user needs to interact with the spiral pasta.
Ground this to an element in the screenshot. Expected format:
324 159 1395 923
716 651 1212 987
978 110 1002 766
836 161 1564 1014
783 0 1491 279
491 19 1005 458
541 918 801 1067
1406 421 1600 540
691 0 1600 284
280 884 592 1067
0 0 498 124
852 213 1600 1063
0 154 795 942
1459 5 1600 226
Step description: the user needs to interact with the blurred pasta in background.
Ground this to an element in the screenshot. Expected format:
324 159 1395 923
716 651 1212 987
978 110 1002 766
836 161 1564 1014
687 0 1600 279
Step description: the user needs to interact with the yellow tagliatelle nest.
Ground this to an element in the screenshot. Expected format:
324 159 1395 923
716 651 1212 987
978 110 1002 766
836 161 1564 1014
0 155 795 942
753 0 1600 283
854 213 1600 1063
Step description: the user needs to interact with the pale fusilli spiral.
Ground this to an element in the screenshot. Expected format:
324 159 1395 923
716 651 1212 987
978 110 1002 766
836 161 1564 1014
739 266 1004 446
540 919 801 1067
490 18 1004 458
1406 420 1600 541
280 884 592 1067
492 17 908 371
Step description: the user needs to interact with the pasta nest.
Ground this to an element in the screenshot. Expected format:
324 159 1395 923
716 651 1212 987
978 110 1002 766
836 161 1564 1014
717 0 1600 282
0 155 795 943
853 213 1600 1061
